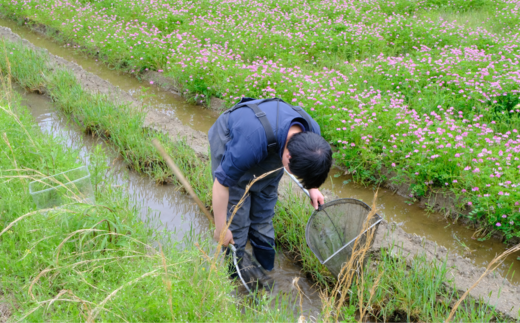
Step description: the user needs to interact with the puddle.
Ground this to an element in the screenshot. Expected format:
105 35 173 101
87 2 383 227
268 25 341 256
20 89 322 316
4 16 519 286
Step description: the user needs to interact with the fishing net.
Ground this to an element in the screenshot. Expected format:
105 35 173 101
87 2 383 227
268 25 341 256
305 198 382 278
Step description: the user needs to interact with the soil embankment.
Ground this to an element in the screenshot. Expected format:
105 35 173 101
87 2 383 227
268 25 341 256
1 25 518 319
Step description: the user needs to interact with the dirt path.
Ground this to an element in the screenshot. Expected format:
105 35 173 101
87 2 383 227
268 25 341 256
0 25 518 319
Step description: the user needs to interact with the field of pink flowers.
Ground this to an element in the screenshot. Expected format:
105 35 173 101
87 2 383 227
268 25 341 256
2 0 519 239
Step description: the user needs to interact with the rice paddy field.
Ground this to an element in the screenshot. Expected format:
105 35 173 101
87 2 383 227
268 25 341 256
2 0 519 240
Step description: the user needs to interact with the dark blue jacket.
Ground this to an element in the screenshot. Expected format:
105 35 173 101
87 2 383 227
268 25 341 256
214 98 321 187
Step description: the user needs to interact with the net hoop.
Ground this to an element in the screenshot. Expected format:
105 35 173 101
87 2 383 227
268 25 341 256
304 198 383 269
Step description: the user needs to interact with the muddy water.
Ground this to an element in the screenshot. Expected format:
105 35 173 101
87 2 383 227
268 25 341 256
20 90 323 316
4 17 519 285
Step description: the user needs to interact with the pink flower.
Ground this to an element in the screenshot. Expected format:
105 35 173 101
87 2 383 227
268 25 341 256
467 201 472 205
150 81 154 85
350 143 356 147
391 163 396 167
496 222 501 227
502 214 507 218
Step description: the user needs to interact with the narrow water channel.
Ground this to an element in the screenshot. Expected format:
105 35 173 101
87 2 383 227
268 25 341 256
20 89 323 316
4 17 519 285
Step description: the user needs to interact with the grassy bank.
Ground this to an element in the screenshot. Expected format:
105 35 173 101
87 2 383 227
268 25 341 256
0 77 300 320
0 39 506 321
1 0 520 240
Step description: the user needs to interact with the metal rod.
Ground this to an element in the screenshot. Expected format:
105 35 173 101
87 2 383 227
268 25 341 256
284 168 310 198
322 218 383 265
229 244 252 294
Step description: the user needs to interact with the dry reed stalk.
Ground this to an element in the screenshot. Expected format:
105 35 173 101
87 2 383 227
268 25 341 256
358 270 383 322
195 167 282 310
320 192 379 323
0 208 71 237
445 243 520 322
0 106 38 148
159 243 175 322
293 277 307 323
1 173 88 204
20 289 128 323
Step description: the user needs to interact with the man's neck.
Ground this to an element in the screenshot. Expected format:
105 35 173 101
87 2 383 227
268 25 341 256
285 125 303 149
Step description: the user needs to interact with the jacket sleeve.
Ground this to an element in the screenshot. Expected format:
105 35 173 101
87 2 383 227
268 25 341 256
214 126 267 187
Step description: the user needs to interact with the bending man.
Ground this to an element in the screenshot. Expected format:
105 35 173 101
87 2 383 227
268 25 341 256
209 97 332 277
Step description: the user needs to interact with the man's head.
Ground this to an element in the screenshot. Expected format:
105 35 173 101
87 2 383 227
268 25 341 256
283 132 332 189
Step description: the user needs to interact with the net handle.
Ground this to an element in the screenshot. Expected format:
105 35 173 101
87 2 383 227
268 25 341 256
284 168 310 198
322 218 383 265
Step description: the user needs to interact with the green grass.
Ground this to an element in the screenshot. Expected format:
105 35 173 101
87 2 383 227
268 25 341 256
274 186 334 287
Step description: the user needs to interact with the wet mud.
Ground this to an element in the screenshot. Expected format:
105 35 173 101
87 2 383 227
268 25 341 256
1 21 519 318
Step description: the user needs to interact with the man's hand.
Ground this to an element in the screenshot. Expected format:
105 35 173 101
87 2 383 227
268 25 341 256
214 228 235 247
309 188 324 210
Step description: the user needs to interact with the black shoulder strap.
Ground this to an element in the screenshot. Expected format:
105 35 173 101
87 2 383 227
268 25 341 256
227 98 313 155
246 103 278 154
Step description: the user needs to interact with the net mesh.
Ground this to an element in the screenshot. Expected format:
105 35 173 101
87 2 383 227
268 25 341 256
305 198 382 278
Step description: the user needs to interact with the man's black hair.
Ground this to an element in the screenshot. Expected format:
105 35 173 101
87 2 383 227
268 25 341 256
287 132 332 189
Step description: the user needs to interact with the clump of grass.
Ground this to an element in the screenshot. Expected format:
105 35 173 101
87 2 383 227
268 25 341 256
345 249 502 322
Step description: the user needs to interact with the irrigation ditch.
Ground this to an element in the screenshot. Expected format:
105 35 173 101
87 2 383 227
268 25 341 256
0 21 519 320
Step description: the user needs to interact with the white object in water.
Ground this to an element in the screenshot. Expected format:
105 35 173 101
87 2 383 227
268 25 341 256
29 165 95 209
